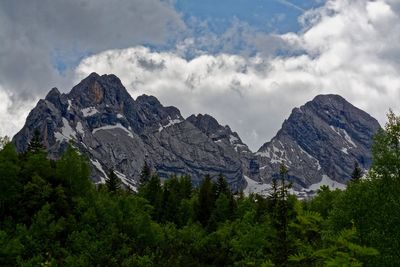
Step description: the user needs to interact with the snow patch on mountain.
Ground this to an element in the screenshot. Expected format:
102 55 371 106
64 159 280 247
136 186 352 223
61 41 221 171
243 175 271 196
114 170 137 191
229 135 239 144
91 159 107 183
67 100 73 111
54 118 77 142
343 129 357 148
93 123 134 138
308 175 346 191
76 121 85 136
158 117 183 132
82 107 99 117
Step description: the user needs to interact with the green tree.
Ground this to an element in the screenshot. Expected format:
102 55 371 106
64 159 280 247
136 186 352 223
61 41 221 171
0 135 10 150
140 161 151 185
370 109 400 179
27 129 46 154
140 174 162 220
271 164 293 266
105 169 121 193
351 162 363 182
328 111 400 266
56 145 91 198
197 175 216 227
0 143 21 219
215 173 230 197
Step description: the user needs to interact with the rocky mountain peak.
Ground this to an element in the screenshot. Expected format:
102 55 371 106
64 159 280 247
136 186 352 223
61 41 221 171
69 73 131 108
12 73 382 197
187 114 223 134
256 94 380 196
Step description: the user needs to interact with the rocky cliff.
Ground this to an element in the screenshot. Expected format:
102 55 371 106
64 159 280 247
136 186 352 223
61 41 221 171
13 73 381 195
255 94 380 196
13 73 246 190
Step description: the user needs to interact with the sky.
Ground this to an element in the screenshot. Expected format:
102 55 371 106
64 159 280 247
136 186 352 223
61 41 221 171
1 0 399 151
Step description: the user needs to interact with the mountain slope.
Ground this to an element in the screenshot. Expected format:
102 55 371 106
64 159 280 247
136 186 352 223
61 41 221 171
13 73 246 190
13 73 381 195
255 94 380 195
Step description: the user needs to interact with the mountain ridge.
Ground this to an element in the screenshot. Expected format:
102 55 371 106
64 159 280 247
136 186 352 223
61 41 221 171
12 73 381 194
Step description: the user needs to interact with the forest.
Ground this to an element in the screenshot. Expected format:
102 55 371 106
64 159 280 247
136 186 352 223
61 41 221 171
0 111 399 266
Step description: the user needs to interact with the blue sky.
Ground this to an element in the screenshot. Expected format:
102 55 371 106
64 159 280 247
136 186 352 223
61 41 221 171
175 0 323 34
52 0 324 72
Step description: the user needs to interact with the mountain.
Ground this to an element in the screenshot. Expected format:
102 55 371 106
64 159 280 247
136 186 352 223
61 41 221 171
255 94 381 196
13 73 246 190
13 73 381 195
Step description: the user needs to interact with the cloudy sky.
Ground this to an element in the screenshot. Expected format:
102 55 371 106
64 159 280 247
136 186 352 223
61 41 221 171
1 0 399 151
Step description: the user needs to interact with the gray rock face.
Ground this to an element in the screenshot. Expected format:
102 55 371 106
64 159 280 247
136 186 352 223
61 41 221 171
256 94 380 194
13 73 381 194
13 73 246 190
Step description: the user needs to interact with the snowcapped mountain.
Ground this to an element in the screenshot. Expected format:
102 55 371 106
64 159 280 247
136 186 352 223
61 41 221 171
13 73 381 195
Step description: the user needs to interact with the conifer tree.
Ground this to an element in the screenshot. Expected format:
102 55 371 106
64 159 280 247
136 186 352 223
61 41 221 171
272 164 292 267
351 162 363 182
27 129 45 154
215 173 230 197
197 175 216 227
140 161 151 185
150 174 164 220
106 169 121 193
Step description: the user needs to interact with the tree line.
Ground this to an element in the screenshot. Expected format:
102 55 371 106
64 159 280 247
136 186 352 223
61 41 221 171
0 111 399 266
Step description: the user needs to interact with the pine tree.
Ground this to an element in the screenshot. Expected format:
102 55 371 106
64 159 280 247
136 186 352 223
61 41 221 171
351 162 363 182
215 174 230 197
197 175 216 227
272 164 292 267
144 174 162 220
27 129 45 154
105 169 121 193
139 161 151 185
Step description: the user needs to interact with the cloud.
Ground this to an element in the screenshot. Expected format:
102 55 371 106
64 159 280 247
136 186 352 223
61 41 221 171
0 0 184 136
174 18 287 58
74 0 400 151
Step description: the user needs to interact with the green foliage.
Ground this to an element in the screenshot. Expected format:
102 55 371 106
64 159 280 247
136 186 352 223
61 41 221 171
0 143 21 218
105 168 121 193
327 111 400 266
56 145 91 197
197 174 216 228
351 162 363 182
0 135 10 150
140 161 152 185
5 117 400 267
371 109 400 179
307 186 342 218
27 129 46 154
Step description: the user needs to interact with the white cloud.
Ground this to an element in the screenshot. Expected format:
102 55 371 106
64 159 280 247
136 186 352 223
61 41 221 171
0 87 34 138
74 0 400 151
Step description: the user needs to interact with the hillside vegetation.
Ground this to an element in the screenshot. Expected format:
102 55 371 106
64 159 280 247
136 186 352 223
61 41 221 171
1 111 399 266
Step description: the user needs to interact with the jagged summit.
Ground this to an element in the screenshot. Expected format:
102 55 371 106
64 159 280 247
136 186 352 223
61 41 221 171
256 93 380 196
13 73 248 190
187 114 226 135
12 74 381 195
68 73 132 108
